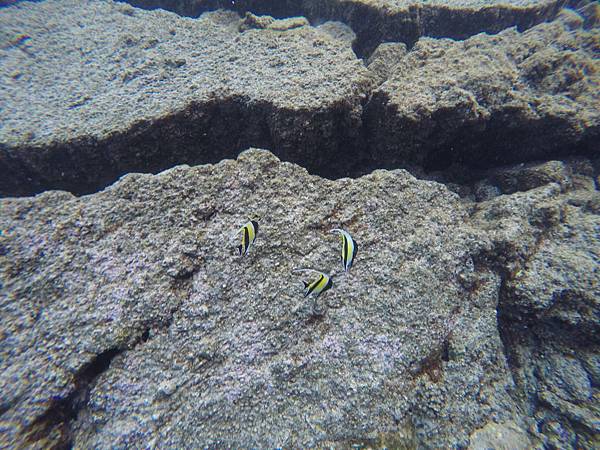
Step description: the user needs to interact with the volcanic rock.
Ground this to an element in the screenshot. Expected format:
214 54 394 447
365 13 600 171
0 0 373 196
1 148 521 448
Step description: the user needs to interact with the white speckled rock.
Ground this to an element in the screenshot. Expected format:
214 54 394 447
1 149 521 448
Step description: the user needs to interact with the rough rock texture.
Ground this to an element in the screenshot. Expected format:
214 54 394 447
1 1 597 199
316 20 357 47
1 0 599 447
2 150 599 448
470 159 600 449
468 420 535 450
122 0 566 57
0 0 373 196
2 149 524 448
367 42 408 86
471 158 597 201
365 12 600 172
238 12 310 32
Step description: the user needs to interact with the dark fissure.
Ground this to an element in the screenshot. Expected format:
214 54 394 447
1 96 595 198
24 346 123 449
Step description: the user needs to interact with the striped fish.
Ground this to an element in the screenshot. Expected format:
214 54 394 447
237 220 259 256
330 228 357 272
294 269 333 298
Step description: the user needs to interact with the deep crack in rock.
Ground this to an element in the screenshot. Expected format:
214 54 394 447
22 346 123 449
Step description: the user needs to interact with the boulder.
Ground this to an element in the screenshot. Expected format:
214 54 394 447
1 149 521 448
365 15 600 171
0 0 373 196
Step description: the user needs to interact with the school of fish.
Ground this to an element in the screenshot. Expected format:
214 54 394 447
235 219 357 299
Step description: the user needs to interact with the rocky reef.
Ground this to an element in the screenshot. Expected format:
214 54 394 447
0 0 373 195
2 149 597 448
365 12 600 171
123 0 568 57
1 0 598 196
0 0 599 448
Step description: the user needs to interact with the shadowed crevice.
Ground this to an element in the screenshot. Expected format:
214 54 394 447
21 326 154 449
1 0 595 199
0 96 366 197
22 346 123 449
1 92 596 198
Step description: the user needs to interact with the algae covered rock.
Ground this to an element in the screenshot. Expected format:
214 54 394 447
1 149 522 448
0 0 373 196
468 420 537 450
365 15 600 170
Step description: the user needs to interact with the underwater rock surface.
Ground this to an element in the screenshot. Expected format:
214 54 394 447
0 0 599 447
365 11 600 171
0 0 373 196
471 158 600 449
1 0 598 197
1 149 599 448
123 0 566 57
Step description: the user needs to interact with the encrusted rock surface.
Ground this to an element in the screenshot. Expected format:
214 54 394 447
468 420 535 450
367 42 408 86
0 0 599 445
123 0 566 56
0 0 373 196
365 12 600 172
1 150 599 448
1 149 521 448
470 159 600 450
1 1 597 198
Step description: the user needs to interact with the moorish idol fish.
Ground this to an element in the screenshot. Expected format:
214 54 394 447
330 228 357 272
293 268 333 298
237 220 259 256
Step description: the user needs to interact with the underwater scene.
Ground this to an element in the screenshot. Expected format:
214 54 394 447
0 0 599 448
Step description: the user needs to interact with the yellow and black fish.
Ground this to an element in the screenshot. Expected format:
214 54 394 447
294 269 333 298
237 220 259 256
330 228 357 272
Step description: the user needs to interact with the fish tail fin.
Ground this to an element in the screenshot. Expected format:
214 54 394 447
237 244 243 256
